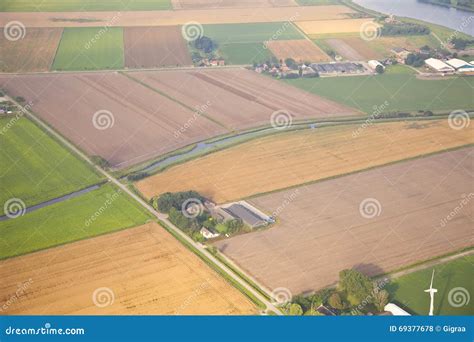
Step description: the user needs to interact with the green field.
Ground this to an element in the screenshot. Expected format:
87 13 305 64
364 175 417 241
0 184 153 259
0 116 102 216
0 0 171 11
53 27 124 71
387 255 474 315
284 74 474 114
202 22 304 64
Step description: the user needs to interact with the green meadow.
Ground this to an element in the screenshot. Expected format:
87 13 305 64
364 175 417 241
53 27 124 71
0 184 153 259
0 117 102 216
387 255 474 315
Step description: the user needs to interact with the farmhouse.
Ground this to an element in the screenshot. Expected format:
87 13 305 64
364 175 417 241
445 58 474 73
367 60 384 71
200 227 220 239
424 58 455 73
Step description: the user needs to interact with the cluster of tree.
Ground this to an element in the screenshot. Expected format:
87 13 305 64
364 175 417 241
193 36 217 54
127 171 149 182
168 207 209 242
405 52 428 67
381 22 430 36
213 218 246 235
285 269 390 316
153 191 205 213
450 38 474 50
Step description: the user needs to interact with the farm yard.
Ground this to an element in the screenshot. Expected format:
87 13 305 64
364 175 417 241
52 27 124 71
0 6 355 28
0 222 256 314
295 19 380 36
0 0 172 11
128 68 356 131
135 120 474 203
0 116 102 216
171 0 297 9
266 40 331 63
0 183 153 259
0 72 226 169
387 255 474 316
0 28 62 72
214 147 474 294
285 74 474 114
124 26 192 68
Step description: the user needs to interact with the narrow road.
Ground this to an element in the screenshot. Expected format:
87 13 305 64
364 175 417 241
10 96 281 315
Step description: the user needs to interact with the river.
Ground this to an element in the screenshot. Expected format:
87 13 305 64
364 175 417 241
353 0 473 36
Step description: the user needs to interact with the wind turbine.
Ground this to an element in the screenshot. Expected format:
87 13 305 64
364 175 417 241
424 269 437 316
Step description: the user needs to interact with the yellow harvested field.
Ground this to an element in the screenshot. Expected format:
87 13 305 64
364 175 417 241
0 6 355 28
136 120 474 203
0 223 256 315
172 0 298 10
296 19 380 36
266 39 331 62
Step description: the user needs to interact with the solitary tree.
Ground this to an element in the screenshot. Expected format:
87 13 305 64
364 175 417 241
338 269 373 305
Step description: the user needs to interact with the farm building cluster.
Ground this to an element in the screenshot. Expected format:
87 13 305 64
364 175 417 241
424 58 474 74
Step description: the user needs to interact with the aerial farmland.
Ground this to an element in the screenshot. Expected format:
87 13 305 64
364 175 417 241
0 0 473 329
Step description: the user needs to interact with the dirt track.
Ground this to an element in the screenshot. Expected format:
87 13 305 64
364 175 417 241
266 40 331 63
124 26 192 68
0 72 226 169
0 6 354 28
129 68 356 131
214 147 474 295
0 28 62 72
0 223 256 315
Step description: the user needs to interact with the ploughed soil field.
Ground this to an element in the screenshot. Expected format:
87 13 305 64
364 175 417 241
136 120 474 203
266 40 331 63
0 73 226 169
171 0 297 9
0 6 355 27
124 26 192 68
0 28 62 72
325 37 382 61
296 19 380 36
214 147 474 295
0 223 256 315
128 68 356 131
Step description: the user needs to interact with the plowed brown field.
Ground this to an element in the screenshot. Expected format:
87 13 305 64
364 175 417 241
172 0 297 9
129 68 356 131
124 26 192 68
214 147 474 294
0 223 256 315
266 40 331 62
136 120 474 203
0 72 226 169
0 6 355 28
0 28 62 72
